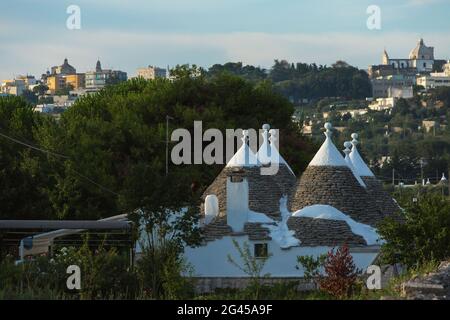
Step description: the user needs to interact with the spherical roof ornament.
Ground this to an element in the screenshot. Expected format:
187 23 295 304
324 122 333 138
351 133 359 145
343 141 352 156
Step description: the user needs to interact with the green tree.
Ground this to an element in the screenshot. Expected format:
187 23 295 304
378 195 450 267
32 84 49 96
21 89 38 105
0 96 53 219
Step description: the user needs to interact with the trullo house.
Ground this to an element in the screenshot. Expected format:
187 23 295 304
181 123 400 287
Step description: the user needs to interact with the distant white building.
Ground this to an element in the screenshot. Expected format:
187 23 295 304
369 39 450 98
382 38 435 73
371 75 414 99
1 78 26 96
323 109 368 119
416 61 450 89
369 97 395 111
136 66 167 80
85 60 127 91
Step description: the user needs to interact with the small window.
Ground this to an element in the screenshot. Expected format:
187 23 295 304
254 243 268 258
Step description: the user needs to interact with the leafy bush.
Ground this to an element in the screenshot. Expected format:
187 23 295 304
227 240 271 300
297 254 327 280
319 245 359 299
378 195 450 267
136 238 194 300
0 238 139 300
61 239 139 300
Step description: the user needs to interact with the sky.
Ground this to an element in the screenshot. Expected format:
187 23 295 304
1 0 450 80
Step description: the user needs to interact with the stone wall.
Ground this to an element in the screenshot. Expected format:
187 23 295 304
193 277 316 294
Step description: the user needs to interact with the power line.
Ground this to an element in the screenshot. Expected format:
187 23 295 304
0 128 120 197
0 131 69 159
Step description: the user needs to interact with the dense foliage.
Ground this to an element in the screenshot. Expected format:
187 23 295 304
378 195 450 267
0 72 314 222
206 60 372 103
0 241 139 300
0 97 53 219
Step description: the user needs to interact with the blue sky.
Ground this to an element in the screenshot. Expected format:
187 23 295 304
1 0 450 79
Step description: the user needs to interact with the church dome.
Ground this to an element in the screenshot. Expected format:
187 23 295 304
409 38 434 60
55 58 76 75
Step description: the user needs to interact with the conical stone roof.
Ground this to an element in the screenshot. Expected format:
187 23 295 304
201 127 296 220
289 123 383 227
257 124 295 175
226 130 259 168
349 133 374 178
349 133 401 217
343 141 366 188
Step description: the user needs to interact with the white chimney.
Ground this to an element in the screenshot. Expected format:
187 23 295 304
226 175 249 232
204 195 219 225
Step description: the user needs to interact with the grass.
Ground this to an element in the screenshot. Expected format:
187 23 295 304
1 261 442 300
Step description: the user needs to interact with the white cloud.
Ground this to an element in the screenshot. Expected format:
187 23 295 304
405 0 443 6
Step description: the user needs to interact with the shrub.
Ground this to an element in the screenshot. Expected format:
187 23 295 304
319 245 359 299
378 195 450 267
0 238 139 300
136 239 194 299
227 240 271 300
297 254 327 280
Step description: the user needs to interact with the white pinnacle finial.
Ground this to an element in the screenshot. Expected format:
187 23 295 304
343 141 352 156
242 130 249 144
441 173 447 181
351 133 359 146
269 129 277 144
324 122 333 138
262 124 270 144
426 178 431 185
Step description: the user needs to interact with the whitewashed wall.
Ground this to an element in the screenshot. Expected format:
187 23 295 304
184 236 378 277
